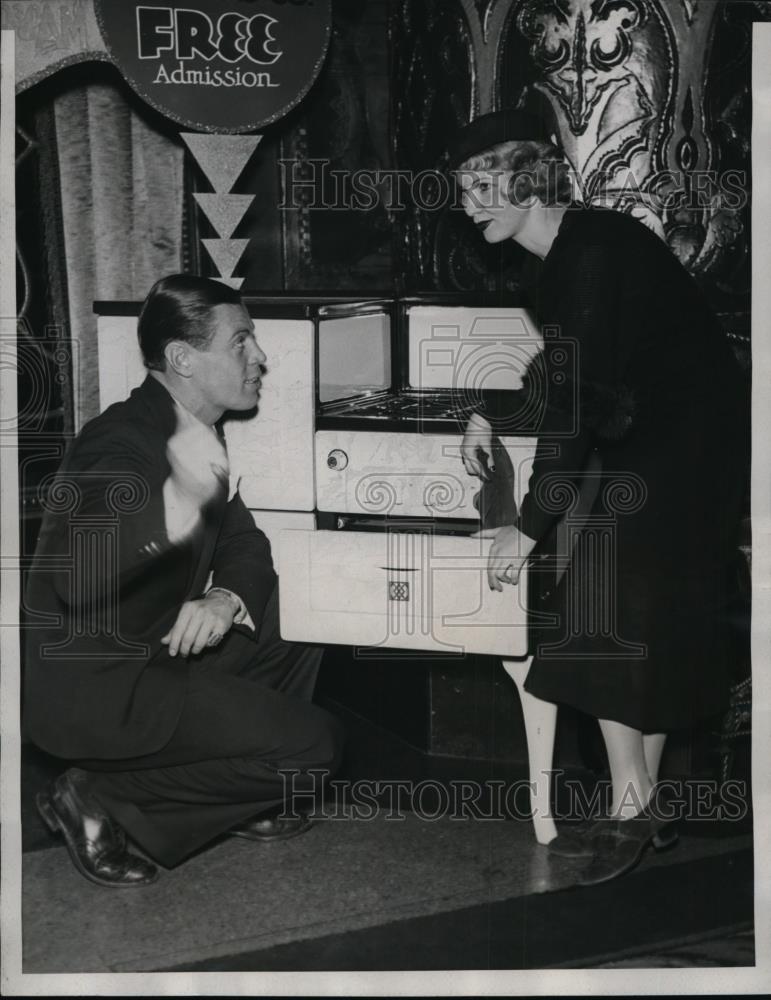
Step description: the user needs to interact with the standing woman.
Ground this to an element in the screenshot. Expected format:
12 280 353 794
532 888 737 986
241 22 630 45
452 111 747 884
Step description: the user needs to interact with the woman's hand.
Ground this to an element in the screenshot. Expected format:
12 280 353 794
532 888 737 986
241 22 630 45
461 412 493 479
484 524 537 592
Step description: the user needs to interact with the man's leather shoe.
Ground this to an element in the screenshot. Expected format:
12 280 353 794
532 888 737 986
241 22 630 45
229 811 313 842
36 769 159 888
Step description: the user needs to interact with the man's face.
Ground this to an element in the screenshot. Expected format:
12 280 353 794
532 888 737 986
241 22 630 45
187 303 266 419
459 169 528 243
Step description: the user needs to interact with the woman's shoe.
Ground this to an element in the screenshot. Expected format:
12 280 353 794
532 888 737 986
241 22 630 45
577 809 678 886
651 825 679 850
547 818 611 859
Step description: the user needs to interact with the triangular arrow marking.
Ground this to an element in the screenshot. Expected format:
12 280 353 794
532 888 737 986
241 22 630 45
202 239 249 279
181 134 263 193
194 194 254 239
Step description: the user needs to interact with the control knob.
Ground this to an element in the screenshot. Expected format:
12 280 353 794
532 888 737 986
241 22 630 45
327 449 349 471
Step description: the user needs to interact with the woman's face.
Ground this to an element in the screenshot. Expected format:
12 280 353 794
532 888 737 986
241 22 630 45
458 169 529 243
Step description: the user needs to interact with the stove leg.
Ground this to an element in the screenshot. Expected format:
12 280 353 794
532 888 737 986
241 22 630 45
501 658 558 845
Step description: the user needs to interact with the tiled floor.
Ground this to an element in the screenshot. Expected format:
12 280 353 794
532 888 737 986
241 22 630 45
22 815 753 972
19 705 755 974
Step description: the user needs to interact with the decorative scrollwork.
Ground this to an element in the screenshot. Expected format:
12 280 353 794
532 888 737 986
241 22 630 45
518 0 571 72
37 472 151 517
533 474 582 515
516 0 648 136
533 470 647 517
355 475 400 514
38 474 82 515
106 475 151 515
600 473 647 514
590 0 645 72
517 0 648 136
395 0 752 311
423 476 465 513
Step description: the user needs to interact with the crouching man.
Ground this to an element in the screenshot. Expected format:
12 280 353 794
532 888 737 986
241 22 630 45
25 274 343 886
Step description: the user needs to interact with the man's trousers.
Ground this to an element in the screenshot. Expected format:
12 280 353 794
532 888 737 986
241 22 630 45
76 588 343 867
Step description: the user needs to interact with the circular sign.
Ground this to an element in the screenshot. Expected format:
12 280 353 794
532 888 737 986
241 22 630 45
95 0 332 133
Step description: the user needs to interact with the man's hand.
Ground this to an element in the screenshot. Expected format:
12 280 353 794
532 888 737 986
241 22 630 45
164 404 229 543
161 590 237 658
482 524 537 592
461 413 493 480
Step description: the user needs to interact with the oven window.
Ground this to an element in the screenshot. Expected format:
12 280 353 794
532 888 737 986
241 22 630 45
318 312 391 404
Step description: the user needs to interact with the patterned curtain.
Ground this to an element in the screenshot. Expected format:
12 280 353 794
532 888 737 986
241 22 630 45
51 77 184 428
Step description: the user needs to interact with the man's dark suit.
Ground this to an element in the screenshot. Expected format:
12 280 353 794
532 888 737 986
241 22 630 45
25 376 341 866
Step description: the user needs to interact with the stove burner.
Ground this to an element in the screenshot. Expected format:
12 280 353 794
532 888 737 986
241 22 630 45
321 392 474 422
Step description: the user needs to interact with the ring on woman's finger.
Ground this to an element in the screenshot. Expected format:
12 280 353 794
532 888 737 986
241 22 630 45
207 632 223 646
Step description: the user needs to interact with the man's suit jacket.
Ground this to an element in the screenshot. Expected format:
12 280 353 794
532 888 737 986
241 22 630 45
24 376 277 760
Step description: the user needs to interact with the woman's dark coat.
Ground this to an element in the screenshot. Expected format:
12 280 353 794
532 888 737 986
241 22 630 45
489 207 747 731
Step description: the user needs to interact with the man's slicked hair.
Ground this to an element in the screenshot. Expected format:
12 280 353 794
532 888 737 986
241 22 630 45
138 273 244 371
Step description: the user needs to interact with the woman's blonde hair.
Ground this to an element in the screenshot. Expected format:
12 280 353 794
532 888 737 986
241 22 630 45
458 140 573 207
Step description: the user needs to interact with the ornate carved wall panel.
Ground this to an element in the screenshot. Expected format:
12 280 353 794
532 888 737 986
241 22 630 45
394 0 767 320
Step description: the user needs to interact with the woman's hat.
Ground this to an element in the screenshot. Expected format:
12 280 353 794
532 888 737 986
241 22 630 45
448 109 555 170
